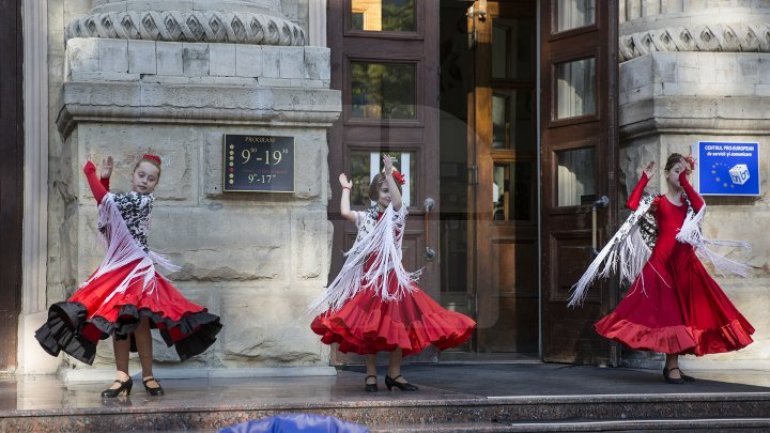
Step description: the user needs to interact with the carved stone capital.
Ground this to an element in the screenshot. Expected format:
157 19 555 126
620 23 770 62
65 10 306 46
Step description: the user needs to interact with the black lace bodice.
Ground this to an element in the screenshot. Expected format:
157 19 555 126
112 191 154 248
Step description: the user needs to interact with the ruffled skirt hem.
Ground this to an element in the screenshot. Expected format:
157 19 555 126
311 288 475 356
35 301 222 365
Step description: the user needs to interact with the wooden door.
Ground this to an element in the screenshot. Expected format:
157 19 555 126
0 0 23 371
468 0 538 354
540 0 619 364
327 0 441 364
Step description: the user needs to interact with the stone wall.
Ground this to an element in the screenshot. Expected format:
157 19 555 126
618 0 770 61
45 0 340 375
619 50 770 368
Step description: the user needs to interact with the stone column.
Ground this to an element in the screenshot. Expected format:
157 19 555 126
618 1 770 369
17 0 61 375
53 0 340 380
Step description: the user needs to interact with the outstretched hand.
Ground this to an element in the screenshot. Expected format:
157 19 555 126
382 154 394 176
339 173 353 189
643 161 656 178
100 156 114 179
683 154 695 173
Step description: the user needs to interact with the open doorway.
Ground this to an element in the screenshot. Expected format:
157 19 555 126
438 0 539 357
326 0 619 365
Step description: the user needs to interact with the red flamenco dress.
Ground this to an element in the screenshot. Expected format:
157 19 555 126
311 206 475 356
35 163 222 365
595 171 754 355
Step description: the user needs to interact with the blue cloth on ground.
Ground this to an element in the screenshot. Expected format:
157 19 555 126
218 414 371 433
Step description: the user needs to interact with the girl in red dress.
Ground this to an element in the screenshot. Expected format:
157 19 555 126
36 155 222 397
311 155 476 392
571 153 754 384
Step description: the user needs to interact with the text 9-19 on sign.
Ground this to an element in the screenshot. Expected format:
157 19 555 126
223 135 295 193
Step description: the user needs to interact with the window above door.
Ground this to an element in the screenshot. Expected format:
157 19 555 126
345 0 423 39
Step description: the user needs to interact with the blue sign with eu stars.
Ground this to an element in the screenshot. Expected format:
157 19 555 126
693 141 761 196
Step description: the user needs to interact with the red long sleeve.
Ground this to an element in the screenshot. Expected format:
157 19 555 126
83 161 109 204
626 172 649 211
679 171 704 212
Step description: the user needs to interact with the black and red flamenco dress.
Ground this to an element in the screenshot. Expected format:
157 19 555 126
594 171 754 356
311 205 475 356
35 164 222 365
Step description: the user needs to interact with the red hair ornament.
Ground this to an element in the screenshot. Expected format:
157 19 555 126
142 154 162 166
391 170 406 186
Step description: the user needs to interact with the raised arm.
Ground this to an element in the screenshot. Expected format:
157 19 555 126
383 154 402 211
83 161 109 204
679 171 704 212
627 161 656 210
99 156 113 191
627 172 650 211
338 173 356 223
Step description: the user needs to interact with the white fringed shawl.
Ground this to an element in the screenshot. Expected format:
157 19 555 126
310 204 421 315
568 196 752 307
675 204 751 278
81 193 180 305
567 195 654 307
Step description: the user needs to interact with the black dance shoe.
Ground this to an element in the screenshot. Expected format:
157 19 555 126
680 371 696 382
385 375 418 391
101 377 133 398
365 375 378 392
663 367 685 385
143 377 165 396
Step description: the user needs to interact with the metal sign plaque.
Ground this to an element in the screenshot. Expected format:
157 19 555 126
693 141 760 196
223 135 295 193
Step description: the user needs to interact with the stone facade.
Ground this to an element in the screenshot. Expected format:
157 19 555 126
44 0 340 376
618 0 770 369
30 0 770 377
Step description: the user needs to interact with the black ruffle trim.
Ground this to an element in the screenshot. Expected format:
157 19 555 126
35 301 222 365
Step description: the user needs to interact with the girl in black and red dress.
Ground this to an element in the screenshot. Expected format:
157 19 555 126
571 153 754 384
36 155 222 397
311 155 475 392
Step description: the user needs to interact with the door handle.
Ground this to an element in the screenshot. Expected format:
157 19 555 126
591 196 610 255
424 197 436 262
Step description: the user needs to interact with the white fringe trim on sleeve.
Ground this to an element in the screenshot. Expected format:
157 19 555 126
84 194 180 305
309 204 421 315
675 204 751 278
567 196 654 308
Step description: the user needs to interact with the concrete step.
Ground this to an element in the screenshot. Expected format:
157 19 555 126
5 393 770 432
111 418 770 433
372 418 770 433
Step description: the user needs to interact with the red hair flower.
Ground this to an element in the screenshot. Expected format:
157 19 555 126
142 154 162 167
391 170 406 186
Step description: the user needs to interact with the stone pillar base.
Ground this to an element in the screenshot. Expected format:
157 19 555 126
17 312 61 374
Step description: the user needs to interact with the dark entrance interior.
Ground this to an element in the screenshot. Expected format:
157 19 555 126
438 0 539 356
